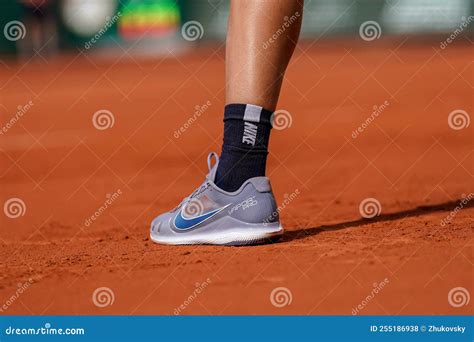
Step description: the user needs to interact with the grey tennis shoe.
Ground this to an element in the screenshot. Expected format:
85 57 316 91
150 152 283 245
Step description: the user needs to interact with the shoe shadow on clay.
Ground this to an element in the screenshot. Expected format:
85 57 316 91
281 198 474 243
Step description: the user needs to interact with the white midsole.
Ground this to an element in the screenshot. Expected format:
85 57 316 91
150 226 284 245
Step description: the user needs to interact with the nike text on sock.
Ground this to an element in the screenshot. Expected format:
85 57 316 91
242 122 258 146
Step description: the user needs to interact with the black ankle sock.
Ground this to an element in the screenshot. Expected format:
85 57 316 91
215 103 273 192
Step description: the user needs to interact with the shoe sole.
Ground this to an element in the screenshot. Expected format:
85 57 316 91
150 226 284 246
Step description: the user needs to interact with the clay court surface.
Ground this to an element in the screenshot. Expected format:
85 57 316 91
0 40 472 315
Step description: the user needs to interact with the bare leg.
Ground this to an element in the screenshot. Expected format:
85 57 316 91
226 0 304 111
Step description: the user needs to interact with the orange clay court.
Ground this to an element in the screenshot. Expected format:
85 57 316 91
0 40 472 315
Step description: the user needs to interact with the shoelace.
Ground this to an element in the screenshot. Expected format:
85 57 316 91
172 152 219 212
173 183 207 212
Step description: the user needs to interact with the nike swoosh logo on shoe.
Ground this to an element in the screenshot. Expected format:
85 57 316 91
174 204 230 230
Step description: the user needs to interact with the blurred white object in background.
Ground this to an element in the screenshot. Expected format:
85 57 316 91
61 0 118 37
382 0 470 33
